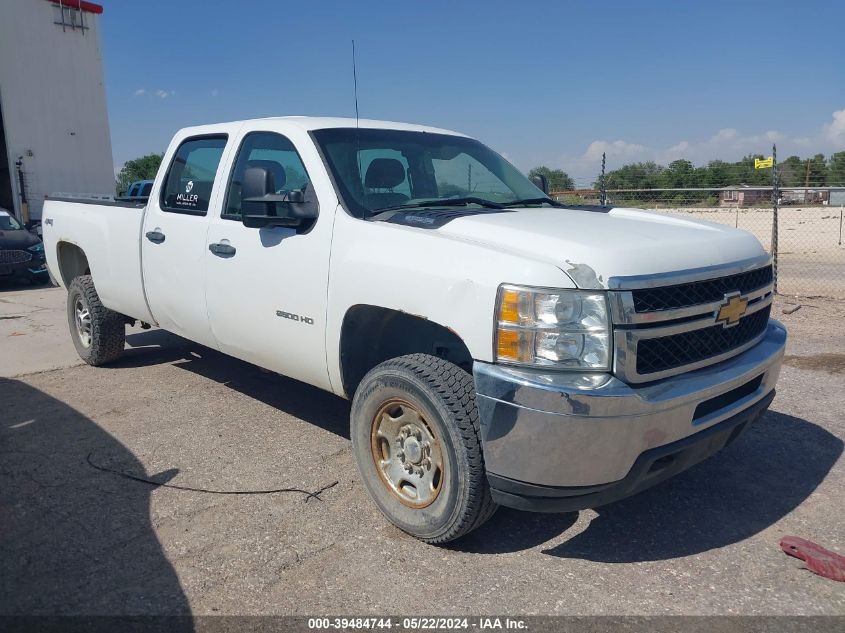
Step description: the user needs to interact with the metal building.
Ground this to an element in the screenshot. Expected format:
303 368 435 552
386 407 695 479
0 0 113 222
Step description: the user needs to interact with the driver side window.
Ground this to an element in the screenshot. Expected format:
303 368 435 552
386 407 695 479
223 132 311 220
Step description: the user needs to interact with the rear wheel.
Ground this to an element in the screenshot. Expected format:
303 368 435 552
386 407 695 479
67 275 125 366
351 354 497 543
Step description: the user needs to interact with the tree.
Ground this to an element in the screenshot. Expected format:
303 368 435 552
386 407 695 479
115 153 163 195
662 159 699 188
603 161 664 190
806 154 827 186
528 166 575 192
829 152 845 186
701 160 732 187
779 156 805 187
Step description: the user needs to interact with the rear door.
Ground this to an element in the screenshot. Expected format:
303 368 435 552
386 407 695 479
141 133 231 347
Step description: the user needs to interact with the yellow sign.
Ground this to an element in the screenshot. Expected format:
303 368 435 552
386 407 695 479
754 157 774 169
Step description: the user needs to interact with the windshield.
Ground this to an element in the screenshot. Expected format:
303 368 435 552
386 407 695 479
312 128 546 218
0 211 23 231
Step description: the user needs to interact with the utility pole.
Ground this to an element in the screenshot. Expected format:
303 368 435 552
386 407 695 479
805 157 811 203
771 144 779 294
600 152 607 206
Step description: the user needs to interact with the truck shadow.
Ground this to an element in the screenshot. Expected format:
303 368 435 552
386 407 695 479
0 278 53 293
0 379 192 622
120 329 351 439
541 410 842 562
116 331 841 561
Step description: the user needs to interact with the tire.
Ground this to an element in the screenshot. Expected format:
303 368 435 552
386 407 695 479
351 354 497 543
67 275 125 366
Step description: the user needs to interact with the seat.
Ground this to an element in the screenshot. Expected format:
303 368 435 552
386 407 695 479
363 158 409 211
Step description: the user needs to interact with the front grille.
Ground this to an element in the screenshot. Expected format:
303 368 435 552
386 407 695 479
0 250 32 265
632 265 773 313
636 305 771 375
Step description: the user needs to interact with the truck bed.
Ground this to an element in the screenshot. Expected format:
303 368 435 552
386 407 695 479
42 196 155 324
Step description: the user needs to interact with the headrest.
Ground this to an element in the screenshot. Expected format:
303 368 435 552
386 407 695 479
364 158 405 189
246 159 286 189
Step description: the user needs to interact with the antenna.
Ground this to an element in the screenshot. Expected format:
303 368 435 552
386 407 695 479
352 40 365 218
352 40 360 127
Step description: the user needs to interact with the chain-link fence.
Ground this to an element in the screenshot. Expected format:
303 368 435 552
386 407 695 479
552 155 845 299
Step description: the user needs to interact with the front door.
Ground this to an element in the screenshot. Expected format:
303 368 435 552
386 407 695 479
141 134 230 347
204 130 334 390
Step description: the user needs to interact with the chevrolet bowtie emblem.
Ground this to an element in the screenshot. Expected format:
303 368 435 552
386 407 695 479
715 291 749 328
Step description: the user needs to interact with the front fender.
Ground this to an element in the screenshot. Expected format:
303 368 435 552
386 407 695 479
325 212 573 396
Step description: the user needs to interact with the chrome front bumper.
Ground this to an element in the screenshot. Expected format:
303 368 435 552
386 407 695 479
473 321 786 511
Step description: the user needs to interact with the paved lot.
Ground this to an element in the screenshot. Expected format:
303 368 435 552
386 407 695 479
1 283 844 616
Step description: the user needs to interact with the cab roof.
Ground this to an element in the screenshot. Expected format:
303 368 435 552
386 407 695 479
178 116 468 138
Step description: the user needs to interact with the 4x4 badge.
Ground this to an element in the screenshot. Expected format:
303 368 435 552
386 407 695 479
715 291 748 328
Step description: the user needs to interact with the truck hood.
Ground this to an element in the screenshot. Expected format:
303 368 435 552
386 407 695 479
437 207 768 289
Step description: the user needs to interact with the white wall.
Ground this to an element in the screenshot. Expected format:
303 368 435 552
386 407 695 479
0 0 114 219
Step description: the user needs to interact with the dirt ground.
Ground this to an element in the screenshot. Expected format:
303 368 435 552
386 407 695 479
1 285 844 618
646 206 845 299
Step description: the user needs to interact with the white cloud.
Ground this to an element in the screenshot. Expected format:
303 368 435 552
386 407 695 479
711 128 737 142
154 89 174 99
824 108 845 143
583 139 645 161
133 88 145 96
558 107 845 180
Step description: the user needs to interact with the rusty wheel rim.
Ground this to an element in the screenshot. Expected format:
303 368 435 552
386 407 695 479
370 398 444 508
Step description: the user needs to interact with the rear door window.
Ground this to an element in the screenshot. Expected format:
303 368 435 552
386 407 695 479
160 136 227 215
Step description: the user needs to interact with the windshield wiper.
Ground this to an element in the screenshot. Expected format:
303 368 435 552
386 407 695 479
504 197 564 208
367 196 505 219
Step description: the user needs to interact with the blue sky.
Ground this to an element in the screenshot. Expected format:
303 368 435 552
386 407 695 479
102 0 845 185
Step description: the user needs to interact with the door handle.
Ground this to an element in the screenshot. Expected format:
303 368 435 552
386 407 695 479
145 230 166 244
209 242 236 257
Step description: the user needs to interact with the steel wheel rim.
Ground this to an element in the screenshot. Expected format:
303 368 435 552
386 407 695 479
370 398 444 508
74 296 92 348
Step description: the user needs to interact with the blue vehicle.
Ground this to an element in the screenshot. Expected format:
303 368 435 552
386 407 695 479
120 179 154 200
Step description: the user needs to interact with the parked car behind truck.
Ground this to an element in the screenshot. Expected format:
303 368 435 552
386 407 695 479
42 117 785 543
0 207 49 284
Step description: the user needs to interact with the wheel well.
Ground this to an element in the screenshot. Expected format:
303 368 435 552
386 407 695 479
340 305 474 398
56 242 90 287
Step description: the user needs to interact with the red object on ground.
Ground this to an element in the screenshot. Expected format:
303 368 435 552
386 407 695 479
780 536 845 582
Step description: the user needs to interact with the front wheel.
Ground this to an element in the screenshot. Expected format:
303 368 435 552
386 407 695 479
67 275 125 366
351 354 497 544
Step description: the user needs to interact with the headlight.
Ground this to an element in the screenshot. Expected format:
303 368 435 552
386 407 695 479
495 284 610 370
27 242 44 253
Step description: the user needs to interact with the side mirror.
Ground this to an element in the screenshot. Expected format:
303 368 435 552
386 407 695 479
240 166 318 229
531 174 549 195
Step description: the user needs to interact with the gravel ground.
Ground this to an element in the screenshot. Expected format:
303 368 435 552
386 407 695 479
1 285 844 616
646 206 845 299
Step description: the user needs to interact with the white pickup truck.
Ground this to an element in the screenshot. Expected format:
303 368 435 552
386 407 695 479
43 117 786 543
